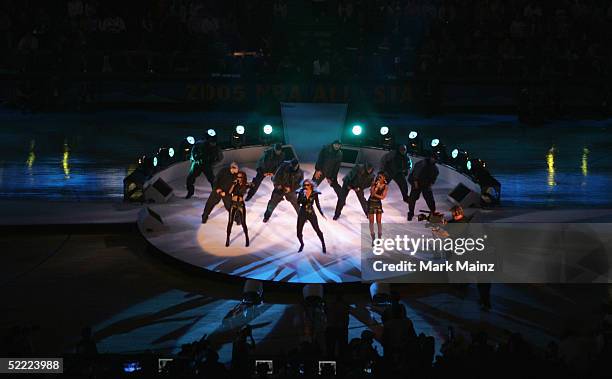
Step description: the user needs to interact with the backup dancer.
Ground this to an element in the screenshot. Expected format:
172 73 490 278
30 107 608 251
333 161 374 220
368 172 388 243
296 179 326 253
245 143 284 201
225 171 251 247
201 162 239 224
380 144 410 203
312 140 343 200
263 158 303 223
185 134 223 199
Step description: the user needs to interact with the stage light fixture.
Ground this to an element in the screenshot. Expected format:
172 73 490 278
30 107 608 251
379 126 393 149
180 136 196 161
207 129 216 137
138 155 157 175
157 147 176 166
351 124 363 136
260 124 276 145
471 158 487 171
467 158 486 177
232 125 246 148
407 131 422 155
430 139 449 163
450 148 469 172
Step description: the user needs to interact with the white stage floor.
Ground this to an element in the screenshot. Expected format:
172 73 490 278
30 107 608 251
141 163 462 284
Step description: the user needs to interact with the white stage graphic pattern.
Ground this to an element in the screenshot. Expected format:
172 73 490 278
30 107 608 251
142 163 460 283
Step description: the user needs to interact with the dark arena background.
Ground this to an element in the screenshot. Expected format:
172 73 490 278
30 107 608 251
1 1 612 378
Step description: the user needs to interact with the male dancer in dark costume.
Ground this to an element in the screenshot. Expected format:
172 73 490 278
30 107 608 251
407 154 439 221
225 171 252 247
245 143 284 201
312 140 343 199
380 144 410 203
368 172 389 243
185 134 223 199
201 162 239 224
333 161 374 220
263 159 303 223
296 179 326 253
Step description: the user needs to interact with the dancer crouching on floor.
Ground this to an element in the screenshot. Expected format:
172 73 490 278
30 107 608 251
368 172 388 243
296 179 326 253
226 171 252 247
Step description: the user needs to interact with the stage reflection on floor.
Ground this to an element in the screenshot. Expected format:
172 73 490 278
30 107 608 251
94 284 605 363
143 163 461 284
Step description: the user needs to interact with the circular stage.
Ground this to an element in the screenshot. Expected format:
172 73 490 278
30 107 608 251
139 161 471 284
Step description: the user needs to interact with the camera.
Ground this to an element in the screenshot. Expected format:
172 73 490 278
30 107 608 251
417 209 445 224
318 361 336 376
255 360 273 375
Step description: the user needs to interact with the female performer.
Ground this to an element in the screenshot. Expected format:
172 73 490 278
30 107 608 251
296 179 326 253
226 171 251 247
368 171 389 243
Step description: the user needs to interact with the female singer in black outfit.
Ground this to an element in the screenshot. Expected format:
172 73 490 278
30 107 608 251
226 171 251 247
368 171 389 242
296 179 326 253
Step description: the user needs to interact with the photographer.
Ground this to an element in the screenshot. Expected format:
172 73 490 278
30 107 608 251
231 325 256 378
407 154 439 221
431 206 492 311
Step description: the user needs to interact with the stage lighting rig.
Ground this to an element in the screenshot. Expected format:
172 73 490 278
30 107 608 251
351 124 363 136
469 158 487 173
156 147 176 166
430 138 449 163
207 129 216 137
232 125 246 148
407 130 422 155
179 136 196 160
260 124 275 145
137 154 157 175
450 148 469 173
379 126 394 149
